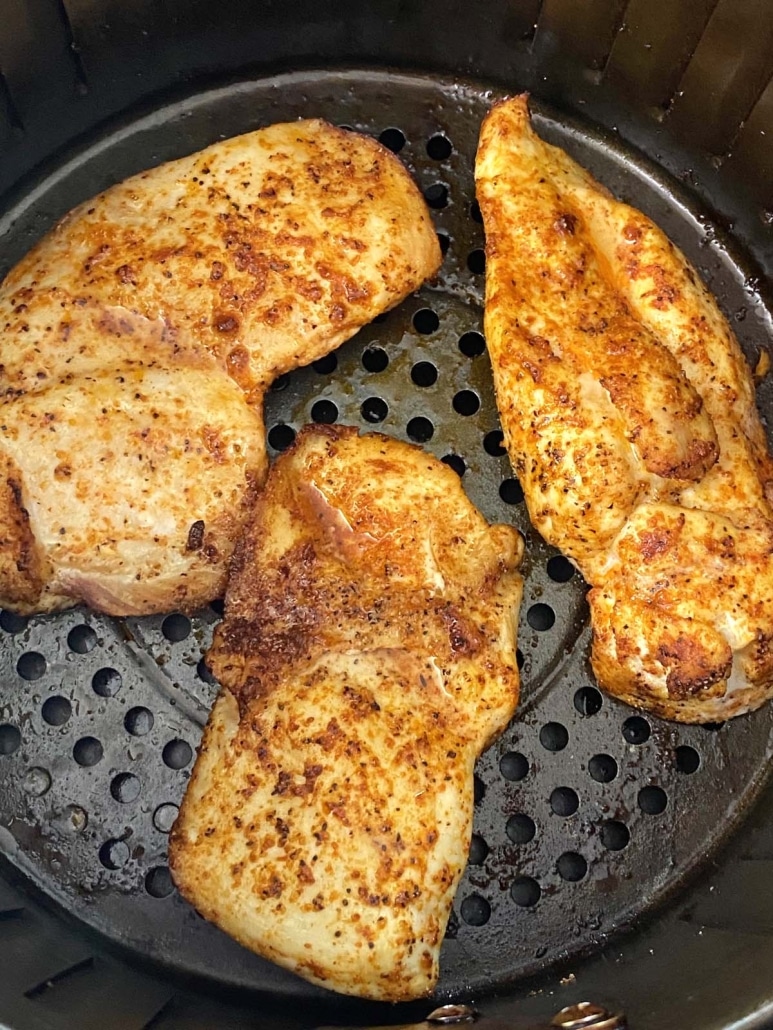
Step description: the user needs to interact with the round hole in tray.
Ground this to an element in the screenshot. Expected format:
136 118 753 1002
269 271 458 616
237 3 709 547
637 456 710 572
73 736 103 767
574 686 602 716
550 786 579 817
638 785 668 815
162 739 193 770
676 745 701 774
441 454 466 476
41 695 72 726
506 813 536 844
362 346 389 373
467 248 486 275
469 833 489 865
361 396 388 423
0 724 21 756
23 767 51 797
623 716 651 745
68 624 97 653
267 423 296 451
197 658 217 685
511 876 541 908
588 754 618 783
423 182 449 209
0 610 27 634
162 614 191 643
548 555 576 583
407 416 434 442
483 429 506 456
540 722 569 752
499 478 524 504
111 773 141 803
411 360 438 387
311 399 338 424
92 667 122 698
412 307 440 334
52 805 88 834
99 839 130 870
601 820 631 851
125 707 154 736
154 803 180 834
312 352 337 375
17 651 46 681
557 851 587 882
460 893 491 926
426 133 452 160
145 865 175 898
453 389 481 416
437 230 451 255
459 330 485 357
500 751 529 781
378 126 406 153
527 603 555 631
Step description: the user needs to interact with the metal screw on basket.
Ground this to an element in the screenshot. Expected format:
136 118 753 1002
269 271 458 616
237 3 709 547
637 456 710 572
551 1001 627 1029
426 1003 478 1024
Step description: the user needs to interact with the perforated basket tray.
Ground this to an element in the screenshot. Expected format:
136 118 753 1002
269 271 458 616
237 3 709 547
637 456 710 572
2 66 773 1030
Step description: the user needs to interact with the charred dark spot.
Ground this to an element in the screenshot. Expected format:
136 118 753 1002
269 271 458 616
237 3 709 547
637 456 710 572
261 874 284 898
555 212 578 234
186 520 205 551
116 264 137 285
357 886 381 906
440 605 481 655
275 817 290 844
316 718 344 752
272 763 323 798
213 311 240 333
298 860 315 884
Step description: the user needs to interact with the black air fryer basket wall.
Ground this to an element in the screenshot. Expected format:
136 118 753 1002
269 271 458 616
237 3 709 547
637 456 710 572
2 2 773 1029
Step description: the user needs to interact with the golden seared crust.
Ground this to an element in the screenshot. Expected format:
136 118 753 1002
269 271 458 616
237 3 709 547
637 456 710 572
0 120 441 615
0 120 440 396
170 426 523 1001
476 95 773 722
0 450 47 609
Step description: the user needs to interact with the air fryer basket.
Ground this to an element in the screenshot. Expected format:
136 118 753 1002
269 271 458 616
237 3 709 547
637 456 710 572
2 4 773 1030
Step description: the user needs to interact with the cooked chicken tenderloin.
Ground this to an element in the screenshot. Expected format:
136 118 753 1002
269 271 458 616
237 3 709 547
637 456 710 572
0 119 440 615
476 94 773 722
169 425 523 1001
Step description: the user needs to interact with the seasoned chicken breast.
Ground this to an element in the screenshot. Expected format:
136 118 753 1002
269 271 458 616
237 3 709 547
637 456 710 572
0 120 440 615
476 95 773 722
169 425 523 1000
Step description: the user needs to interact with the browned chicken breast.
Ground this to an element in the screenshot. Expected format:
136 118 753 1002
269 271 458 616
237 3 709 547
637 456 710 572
0 120 440 615
169 425 523 1000
476 94 773 722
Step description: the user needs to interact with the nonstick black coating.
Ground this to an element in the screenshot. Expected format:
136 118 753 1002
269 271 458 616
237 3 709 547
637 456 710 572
1 67 773 1026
